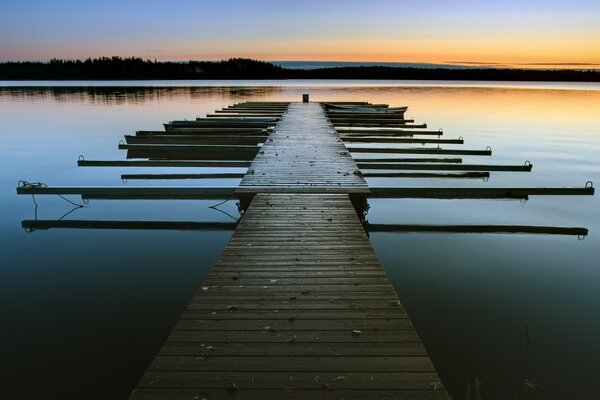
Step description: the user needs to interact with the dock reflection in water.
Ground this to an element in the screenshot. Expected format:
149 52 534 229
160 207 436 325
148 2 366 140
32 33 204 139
1 83 600 399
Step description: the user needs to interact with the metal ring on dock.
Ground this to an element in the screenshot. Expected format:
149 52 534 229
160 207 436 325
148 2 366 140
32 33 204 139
119 140 124 145
578 234 586 241
83 198 89 205
78 155 85 161
585 181 593 189
486 146 492 151
459 136 463 141
524 160 531 166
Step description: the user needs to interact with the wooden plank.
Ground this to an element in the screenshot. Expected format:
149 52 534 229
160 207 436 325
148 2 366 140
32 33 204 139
240 103 368 190
129 193 448 399
130 388 448 399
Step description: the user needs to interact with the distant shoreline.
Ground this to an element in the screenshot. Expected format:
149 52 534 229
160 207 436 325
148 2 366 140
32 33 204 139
1 57 599 83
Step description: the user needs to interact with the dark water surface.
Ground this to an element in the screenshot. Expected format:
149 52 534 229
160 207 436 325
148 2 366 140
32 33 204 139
1 82 599 399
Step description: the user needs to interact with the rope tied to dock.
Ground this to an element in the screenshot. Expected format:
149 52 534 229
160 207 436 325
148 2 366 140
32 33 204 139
18 180 47 189
18 180 85 208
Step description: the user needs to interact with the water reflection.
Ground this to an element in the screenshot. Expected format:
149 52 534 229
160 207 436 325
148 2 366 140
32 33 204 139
0 86 283 105
1 83 599 399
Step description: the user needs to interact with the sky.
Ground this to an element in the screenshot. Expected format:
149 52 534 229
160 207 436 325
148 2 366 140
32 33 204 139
1 0 599 68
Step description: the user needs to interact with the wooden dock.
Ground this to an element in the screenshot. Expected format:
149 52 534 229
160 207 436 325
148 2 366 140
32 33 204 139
131 193 446 399
16 98 594 399
129 102 449 399
240 103 367 189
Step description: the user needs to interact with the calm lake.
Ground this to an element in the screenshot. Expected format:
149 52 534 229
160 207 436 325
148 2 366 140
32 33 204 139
1 81 599 399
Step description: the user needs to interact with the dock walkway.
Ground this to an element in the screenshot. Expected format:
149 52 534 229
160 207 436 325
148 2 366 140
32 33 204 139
130 103 448 399
240 103 367 189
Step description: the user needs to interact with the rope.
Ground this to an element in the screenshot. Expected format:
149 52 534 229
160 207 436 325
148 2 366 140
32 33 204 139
208 197 239 222
57 194 85 208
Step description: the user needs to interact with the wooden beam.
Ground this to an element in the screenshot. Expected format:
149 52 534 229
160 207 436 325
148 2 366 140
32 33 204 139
137 129 269 136
365 223 588 236
22 220 237 231
120 144 260 161
77 160 251 167
121 173 245 180
342 137 463 144
125 135 268 145
235 186 371 195
368 186 594 199
330 118 416 124
214 109 286 114
334 123 427 128
327 113 410 119
357 163 531 171
362 172 489 179
16 186 239 199
165 122 275 131
193 117 278 123
206 114 283 118
336 129 442 136
122 144 262 152
354 157 462 163
349 147 491 156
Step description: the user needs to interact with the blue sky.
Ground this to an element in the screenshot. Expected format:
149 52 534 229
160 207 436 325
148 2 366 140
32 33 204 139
1 0 599 65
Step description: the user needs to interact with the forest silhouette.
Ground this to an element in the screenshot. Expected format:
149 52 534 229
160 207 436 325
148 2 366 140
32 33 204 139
1 57 599 82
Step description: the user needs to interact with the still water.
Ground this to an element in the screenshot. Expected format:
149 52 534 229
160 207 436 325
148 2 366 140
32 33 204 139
1 82 599 399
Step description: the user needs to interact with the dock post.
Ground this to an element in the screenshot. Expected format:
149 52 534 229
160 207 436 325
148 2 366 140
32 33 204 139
302 93 309 103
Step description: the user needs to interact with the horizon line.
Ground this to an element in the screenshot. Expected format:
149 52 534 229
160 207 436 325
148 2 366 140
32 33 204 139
2 58 600 69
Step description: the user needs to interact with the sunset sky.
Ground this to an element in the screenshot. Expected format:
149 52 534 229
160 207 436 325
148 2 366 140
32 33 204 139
1 0 599 68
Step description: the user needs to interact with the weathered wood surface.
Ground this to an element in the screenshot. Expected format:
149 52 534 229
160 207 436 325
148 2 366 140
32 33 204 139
129 193 448 399
240 103 368 189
